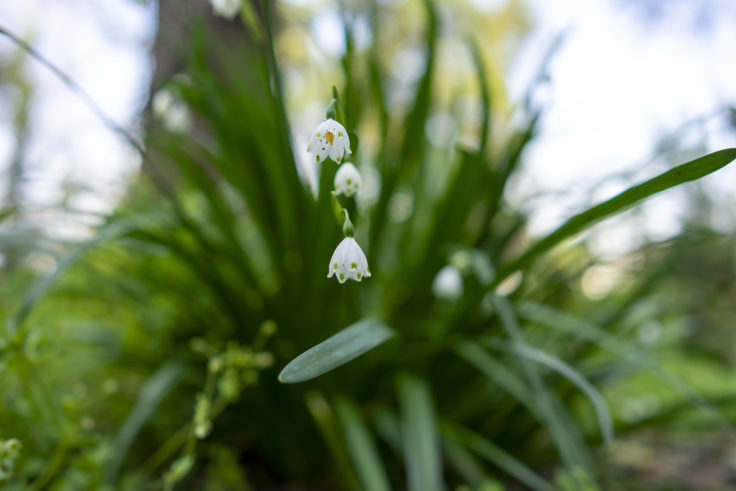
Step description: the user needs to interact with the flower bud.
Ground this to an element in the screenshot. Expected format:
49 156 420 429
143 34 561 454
334 163 362 197
432 265 463 301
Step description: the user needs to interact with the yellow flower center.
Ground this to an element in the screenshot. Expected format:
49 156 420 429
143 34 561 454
325 131 334 145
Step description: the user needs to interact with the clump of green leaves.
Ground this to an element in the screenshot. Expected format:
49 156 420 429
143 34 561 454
1 0 735 489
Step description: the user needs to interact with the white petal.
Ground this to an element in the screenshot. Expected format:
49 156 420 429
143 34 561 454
328 142 344 164
327 237 371 283
334 163 361 197
433 266 463 300
308 119 352 164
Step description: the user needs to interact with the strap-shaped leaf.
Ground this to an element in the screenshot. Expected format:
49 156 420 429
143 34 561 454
106 360 184 484
487 339 613 444
489 294 592 472
334 396 391 491
397 373 443 491
279 319 394 384
496 148 736 283
441 421 553 491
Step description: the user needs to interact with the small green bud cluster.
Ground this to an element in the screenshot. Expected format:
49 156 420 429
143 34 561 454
0 438 22 482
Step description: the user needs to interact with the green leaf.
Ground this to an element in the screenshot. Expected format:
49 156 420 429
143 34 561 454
442 422 553 491
278 319 394 383
373 409 403 457
106 360 184 484
306 391 362 491
487 340 613 444
489 294 592 473
495 148 736 283
456 341 537 415
518 301 736 440
468 37 491 152
334 396 391 491
11 218 146 336
397 373 443 491
442 436 488 487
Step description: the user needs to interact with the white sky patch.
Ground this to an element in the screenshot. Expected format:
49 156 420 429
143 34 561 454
0 0 155 217
2 0 735 258
508 0 736 255
311 10 346 57
468 0 509 13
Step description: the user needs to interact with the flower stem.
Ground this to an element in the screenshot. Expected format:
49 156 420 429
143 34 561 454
342 210 354 238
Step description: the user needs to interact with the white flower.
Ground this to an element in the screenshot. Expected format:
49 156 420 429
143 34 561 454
327 237 371 284
210 0 241 19
334 163 361 197
307 119 351 164
432 265 463 301
152 89 192 133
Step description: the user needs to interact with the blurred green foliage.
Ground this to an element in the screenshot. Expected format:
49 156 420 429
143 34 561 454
1 0 736 489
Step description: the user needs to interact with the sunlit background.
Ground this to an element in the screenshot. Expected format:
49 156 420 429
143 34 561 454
0 0 736 488
2 0 735 242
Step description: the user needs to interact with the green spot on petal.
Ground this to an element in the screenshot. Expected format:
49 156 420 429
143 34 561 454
357 273 362 279
351 262 357 269
316 155 320 162
339 273 344 281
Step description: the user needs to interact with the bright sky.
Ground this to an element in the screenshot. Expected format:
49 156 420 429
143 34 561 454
0 0 155 226
509 0 736 256
1 0 735 255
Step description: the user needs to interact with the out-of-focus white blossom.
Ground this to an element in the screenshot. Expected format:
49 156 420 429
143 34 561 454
307 119 351 164
210 0 242 19
432 265 463 301
152 88 192 133
334 162 361 197
327 237 370 284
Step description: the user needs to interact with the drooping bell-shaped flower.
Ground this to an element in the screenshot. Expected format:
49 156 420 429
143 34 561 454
307 119 351 165
432 265 463 301
327 237 371 284
152 88 192 133
210 0 242 18
334 163 361 197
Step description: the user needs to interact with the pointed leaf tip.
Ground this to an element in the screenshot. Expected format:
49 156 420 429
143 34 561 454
278 319 394 383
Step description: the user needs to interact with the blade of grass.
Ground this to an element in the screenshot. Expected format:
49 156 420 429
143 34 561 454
490 294 591 473
441 421 554 491
442 436 487 487
495 148 736 284
518 301 736 440
485 339 613 444
106 360 185 484
468 37 491 152
368 0 437 264
10 218 146 336
455 341 537 416
334 396 391 491
373 408 403 458
306 391 362 491
397 373 443 491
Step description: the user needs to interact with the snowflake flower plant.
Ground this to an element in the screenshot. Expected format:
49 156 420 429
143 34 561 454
334 163 361 197
327 211 370 284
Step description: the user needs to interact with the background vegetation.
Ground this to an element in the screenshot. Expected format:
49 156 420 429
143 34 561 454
1 0 736 489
